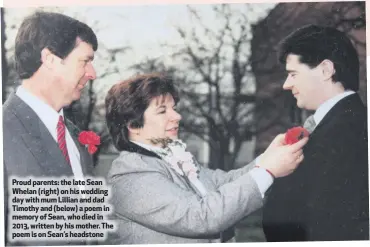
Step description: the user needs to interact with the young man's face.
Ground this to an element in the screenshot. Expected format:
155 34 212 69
282 54 325 111
53 38 96 107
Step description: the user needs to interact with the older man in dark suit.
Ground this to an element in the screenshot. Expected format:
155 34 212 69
3 11 98 245
262 25 369 241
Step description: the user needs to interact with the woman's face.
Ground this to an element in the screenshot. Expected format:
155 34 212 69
131 94 182 146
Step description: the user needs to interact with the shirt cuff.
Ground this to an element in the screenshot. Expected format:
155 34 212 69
249 167 274 198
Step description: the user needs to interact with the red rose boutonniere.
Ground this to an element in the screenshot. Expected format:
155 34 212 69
285 126 309 145
78 131 101 154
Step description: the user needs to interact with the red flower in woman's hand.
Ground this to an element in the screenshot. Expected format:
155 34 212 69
78 131 101 154
285 127 309 145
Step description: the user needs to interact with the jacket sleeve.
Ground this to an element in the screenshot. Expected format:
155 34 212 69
108 154 263 238
200 158 258 188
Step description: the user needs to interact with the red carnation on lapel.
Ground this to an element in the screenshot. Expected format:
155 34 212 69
285 126 309 145
78 131 101 154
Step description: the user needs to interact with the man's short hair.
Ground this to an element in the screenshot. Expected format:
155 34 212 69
278 25 359 91
15 11 98 79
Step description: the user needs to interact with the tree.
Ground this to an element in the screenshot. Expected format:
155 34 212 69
133 4 273 171
2 8 8 103
330 2 365 35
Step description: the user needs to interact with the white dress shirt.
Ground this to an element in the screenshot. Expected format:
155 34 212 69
16 86 85 182
249 164 273 198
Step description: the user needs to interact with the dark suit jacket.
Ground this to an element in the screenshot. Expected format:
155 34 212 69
262 93 369 241
3 93 95 246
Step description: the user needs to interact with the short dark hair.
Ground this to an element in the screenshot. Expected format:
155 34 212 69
15 11 98 79
278 25 359 91
105 73 179 151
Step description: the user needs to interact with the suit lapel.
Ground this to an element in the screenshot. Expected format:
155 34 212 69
9 94 73 176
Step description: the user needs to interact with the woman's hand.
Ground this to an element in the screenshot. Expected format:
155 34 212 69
258 134 309 178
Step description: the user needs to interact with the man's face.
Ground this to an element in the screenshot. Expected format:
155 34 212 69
283 54 324 110
54 39 96 107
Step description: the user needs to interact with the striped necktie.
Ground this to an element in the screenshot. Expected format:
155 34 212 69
303 115 316 133
57 116 71 165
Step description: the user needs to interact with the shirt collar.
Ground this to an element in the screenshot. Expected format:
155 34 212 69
16 85 64 131
314 90 355 125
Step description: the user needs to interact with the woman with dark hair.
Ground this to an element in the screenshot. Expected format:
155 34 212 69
105 73 308 244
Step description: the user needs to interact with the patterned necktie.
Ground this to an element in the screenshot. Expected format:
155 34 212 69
303 115 316 133
57 116 71 165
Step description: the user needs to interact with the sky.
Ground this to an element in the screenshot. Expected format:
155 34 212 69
4 3 276 100
3 3 276 160
5 3 276 62
63 4 276 48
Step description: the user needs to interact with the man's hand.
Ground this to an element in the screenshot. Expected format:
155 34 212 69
258 134 308 178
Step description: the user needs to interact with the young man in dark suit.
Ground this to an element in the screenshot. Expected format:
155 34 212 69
262 25 369 241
